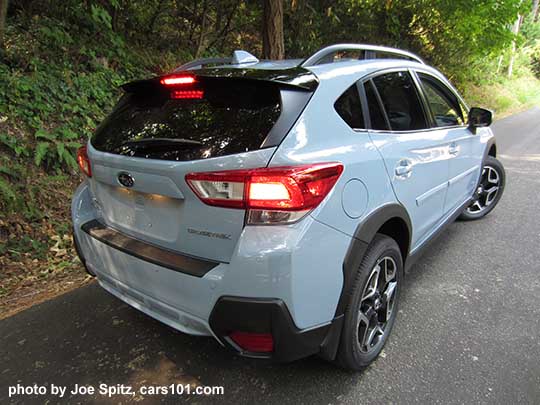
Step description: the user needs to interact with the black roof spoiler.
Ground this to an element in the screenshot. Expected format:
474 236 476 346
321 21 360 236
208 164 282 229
121 67 318 94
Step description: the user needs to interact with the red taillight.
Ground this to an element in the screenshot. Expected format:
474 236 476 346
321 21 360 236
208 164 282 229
229 331 274 353
77 146 92 177
160 74 196 86
186 163 343 224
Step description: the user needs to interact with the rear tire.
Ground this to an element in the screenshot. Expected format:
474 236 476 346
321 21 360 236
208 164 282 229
459 156 505 221
335 234 403 371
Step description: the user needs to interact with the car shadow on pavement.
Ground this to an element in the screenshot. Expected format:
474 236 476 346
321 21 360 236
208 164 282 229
0 222 466 404
0 280 361 404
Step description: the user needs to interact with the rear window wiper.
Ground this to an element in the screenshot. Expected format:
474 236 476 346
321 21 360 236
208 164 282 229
120 138 203 151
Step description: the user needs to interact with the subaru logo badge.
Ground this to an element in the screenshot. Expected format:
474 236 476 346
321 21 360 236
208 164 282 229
118 172 135 188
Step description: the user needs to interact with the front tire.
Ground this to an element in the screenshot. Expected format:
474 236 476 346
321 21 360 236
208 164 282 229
459 156 505 221
335 234 403 371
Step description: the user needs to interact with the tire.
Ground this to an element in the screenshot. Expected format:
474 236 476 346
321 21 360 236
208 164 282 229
459 156 505 221
335 234 403 371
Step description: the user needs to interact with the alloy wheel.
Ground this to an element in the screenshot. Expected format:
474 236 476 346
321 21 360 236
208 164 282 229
467 165 501 214
357 256 398 353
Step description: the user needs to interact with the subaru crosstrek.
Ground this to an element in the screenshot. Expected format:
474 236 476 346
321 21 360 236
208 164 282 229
72 44 505 370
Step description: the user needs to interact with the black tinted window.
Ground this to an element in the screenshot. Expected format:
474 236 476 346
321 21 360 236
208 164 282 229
372 71 428 131
334 84 364 129
419 74 464 127
364 81 389 130
91 80 281 161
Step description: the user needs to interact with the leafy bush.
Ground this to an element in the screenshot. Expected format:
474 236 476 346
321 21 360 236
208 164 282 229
0 4 158 212
528 42 540 79
34 129 81 171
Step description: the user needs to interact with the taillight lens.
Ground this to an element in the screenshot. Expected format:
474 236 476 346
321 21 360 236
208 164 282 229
186 163 343 224
229 331 274 353
77 146 92 177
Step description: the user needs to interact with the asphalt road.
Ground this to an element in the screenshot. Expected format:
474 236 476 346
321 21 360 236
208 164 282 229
1 108 540 404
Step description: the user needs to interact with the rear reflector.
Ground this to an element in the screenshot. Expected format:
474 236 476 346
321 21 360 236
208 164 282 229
77 146 92 177
229 331 274 353
186 163 343 224
171 90 204 99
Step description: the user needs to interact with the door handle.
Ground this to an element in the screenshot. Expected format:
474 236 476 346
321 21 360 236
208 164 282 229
448 143 460 156
395 159 413 178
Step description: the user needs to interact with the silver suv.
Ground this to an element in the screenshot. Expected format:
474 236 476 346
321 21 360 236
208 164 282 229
72 44 505 370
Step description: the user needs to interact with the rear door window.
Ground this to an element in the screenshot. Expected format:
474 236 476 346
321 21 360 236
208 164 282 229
364 81 390 130
91 79 282 161
371 71 428 131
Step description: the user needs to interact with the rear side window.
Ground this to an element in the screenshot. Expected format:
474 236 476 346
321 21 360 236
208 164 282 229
91 79 282 161
418 74 464 127
372 71 428 131
334 84 364 129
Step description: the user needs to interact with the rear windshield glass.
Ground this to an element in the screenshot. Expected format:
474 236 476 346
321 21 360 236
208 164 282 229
91 79 281 161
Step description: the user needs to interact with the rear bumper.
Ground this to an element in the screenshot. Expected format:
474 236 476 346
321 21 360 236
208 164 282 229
72 181 350 361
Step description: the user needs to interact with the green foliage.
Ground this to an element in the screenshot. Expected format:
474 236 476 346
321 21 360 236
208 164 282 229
34 129 81 171
0 133 29 157
1 234 49 259
0 0 539 217
463 71 540 117
0 1 153 190
0 176 18 210
0 156 23 211
529 43 540 78
284 0 523 84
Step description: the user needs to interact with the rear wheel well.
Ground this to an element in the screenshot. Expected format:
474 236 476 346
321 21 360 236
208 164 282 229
376 218 409 261
488 144 497 157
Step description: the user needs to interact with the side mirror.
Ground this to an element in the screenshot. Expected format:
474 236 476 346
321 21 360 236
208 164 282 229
468 107 492 132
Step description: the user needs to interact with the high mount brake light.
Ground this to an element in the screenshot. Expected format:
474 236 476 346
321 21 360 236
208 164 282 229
77 146 92 177
186 163 343 225
160 74 197 86
159 74 203 99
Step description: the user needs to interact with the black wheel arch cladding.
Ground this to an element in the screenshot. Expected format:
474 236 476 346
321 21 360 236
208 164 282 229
336 203 411 317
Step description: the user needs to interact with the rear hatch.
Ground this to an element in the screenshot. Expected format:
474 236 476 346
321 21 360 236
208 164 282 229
87 68 317 263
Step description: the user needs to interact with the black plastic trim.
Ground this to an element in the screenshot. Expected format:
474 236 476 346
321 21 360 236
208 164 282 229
209 296 337 362
335 204 412 318
81 219 219 277
195 67 319 91
261 89 315 148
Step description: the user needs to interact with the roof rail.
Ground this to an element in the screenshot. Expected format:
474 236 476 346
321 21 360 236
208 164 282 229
300 44 424 67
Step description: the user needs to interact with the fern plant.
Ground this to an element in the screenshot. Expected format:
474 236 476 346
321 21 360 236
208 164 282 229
34 128 82 171
0 133 30 157
0 159 22 211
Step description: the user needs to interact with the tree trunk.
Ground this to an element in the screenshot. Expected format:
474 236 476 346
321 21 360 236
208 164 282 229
496 54 503 74
0 0 8 52
508 14 523 78
194 0 209 58
533 0 539 22
262 0 284 60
